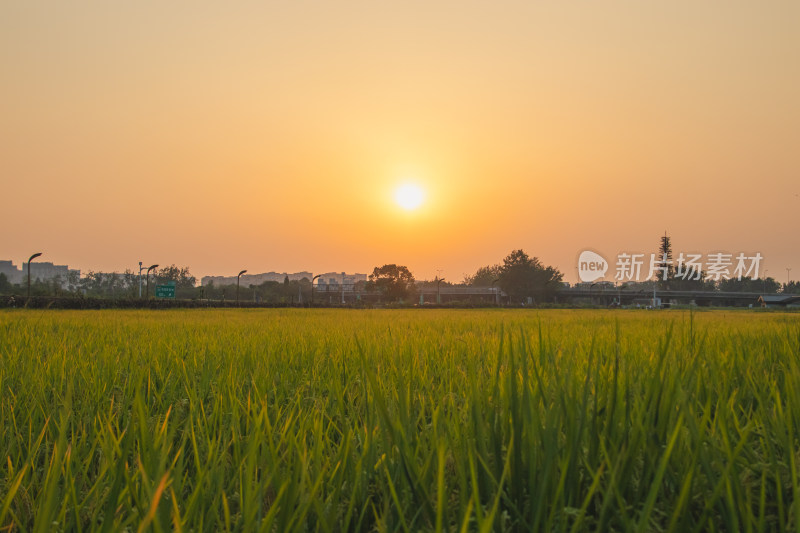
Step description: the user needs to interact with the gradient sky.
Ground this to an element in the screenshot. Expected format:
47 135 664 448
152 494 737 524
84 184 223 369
2 1 798 283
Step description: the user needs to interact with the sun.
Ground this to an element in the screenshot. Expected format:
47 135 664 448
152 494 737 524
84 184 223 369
394 183 425 210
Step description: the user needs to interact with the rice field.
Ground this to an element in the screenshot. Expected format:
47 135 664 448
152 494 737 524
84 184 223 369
1 309 799 532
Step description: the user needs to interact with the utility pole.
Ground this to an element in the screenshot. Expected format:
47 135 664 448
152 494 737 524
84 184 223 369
138 261 144 298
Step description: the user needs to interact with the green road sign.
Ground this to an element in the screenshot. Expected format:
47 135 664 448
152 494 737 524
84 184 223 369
155 284 176 299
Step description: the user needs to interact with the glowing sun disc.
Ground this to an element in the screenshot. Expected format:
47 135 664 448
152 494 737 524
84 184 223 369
395 184 425 210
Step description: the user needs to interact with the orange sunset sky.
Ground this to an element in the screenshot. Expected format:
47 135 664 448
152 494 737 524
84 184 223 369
2 2 798 283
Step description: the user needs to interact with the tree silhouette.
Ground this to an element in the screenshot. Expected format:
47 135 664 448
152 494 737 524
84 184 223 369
498 249 563 303
656 232 674 289
464 265 501 286
367 264 415 302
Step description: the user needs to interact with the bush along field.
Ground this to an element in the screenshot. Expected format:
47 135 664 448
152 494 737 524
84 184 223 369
1 309 799 532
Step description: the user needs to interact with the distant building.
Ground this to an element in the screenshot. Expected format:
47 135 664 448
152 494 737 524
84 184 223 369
315 272 367 291
0 259 79 287
22 262 80 286
201 271 314 287
758 294 800 308
200 270 368 289
0 260 23 284
573 281 616 289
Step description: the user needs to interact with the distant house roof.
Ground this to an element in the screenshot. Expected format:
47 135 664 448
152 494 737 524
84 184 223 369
758 294 800 306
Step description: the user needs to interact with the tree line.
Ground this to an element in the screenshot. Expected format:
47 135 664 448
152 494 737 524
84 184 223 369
1 242 796 304
365 249 564 303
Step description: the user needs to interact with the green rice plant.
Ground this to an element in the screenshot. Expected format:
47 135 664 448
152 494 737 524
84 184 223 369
0 309 799 531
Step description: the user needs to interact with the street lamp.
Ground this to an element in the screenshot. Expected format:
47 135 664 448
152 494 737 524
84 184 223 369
145 264 158 299
237 270 247 306
27 252 42 299
787 267 792 287
311 274 322 305
138 261 149 298
491 278 500 305
436 276 445 304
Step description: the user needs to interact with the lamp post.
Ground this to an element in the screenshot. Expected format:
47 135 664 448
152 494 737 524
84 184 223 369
237 270 247 306
311 274 321 305
27 252 42 299
643 274 657 308
787 268 792 287
491 278 500 305
145 264 158 299
138 261 150 298
436 276 445 304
